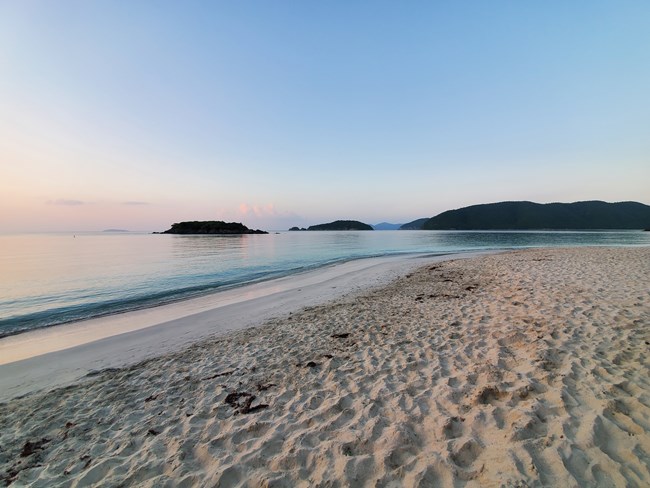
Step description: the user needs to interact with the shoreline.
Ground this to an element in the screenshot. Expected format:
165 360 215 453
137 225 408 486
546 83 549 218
0 250 465 342
0 251 491 401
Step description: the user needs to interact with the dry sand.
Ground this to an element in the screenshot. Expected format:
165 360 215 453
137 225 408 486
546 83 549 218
1 247 649 487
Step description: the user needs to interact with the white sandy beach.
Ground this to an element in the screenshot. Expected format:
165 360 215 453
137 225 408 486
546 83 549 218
1 247 649 487
0 253 476 401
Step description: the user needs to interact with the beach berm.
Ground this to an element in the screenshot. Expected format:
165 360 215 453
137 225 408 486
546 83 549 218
1 247 648 486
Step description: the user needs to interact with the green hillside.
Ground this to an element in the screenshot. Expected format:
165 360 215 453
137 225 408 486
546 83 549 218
422 201 650 230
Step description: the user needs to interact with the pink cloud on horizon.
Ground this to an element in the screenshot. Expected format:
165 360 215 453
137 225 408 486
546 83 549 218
238 202 284 219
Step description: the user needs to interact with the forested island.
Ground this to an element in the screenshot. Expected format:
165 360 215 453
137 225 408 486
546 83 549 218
159 221 268 234
290 220 373 231
419 201 650 230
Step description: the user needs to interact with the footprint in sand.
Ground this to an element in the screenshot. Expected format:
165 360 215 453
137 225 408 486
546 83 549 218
449 438 485 480
442 416 464 439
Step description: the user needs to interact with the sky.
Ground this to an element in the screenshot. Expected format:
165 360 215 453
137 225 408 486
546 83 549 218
1 1 649 232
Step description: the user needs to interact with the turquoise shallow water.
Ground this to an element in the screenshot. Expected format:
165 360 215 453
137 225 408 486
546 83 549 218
1 230 648 337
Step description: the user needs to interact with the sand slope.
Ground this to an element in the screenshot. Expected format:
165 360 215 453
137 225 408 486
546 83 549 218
1 247 649 487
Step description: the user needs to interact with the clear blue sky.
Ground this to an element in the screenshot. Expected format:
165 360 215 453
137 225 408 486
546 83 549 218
1 1 649 231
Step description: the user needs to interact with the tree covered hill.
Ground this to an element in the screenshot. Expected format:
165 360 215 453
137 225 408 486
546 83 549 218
422 201 650 230
307 220 374 231
160 221 268 234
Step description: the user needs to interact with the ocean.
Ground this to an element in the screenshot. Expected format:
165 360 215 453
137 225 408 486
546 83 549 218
1 230 648 338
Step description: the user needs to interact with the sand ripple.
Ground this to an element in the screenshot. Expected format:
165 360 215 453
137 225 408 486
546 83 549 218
1 247 649 487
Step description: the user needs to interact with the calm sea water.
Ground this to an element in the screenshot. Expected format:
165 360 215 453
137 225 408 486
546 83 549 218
1 230 648 337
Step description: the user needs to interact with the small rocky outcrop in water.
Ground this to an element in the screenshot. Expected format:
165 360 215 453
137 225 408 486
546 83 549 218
158 221 268 234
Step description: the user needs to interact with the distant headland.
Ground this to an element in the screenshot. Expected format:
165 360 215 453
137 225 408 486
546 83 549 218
157 221 268 235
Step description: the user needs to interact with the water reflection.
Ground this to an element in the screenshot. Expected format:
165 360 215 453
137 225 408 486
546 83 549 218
417 230 650 250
